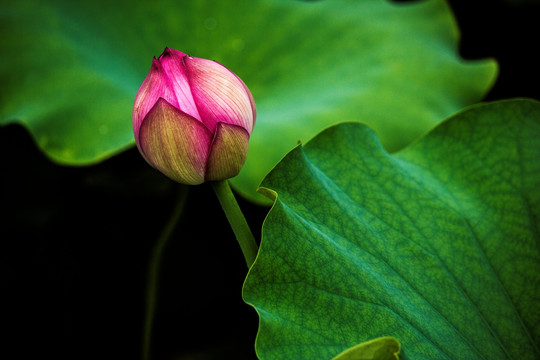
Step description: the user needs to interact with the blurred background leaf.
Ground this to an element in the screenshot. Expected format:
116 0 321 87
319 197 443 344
244 99 540 359
0 0 496 203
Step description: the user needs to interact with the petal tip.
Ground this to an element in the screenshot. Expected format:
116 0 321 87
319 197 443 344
160 47 188 62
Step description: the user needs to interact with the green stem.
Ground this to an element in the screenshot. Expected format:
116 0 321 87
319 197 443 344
142 186 188 360
211 180 258 268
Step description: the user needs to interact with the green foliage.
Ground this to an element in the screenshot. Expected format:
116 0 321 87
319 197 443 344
332 337 400 360
0 0 496 203
243 99 540 359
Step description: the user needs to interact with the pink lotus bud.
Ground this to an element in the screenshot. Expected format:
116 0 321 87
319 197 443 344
133 48 256 185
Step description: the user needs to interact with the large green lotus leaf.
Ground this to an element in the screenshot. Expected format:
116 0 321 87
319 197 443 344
243 99 540 359
0 0 496 203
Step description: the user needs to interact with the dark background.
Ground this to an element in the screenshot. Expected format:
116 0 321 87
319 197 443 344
1 1 538 359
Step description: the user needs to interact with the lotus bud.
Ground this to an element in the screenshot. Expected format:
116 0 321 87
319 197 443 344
133 48 256 185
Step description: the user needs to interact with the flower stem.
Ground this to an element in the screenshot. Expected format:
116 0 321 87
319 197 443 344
211 180 258 268
143 186 188 360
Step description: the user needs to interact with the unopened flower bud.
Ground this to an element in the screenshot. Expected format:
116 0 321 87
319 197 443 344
133 48 256 185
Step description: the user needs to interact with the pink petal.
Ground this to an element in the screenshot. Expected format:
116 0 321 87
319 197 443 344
205 122 250 182
235 72 257 126
139 98 212 185
184 57 255 134
159 47 188 59
158 48 201 122
133 58 180 146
